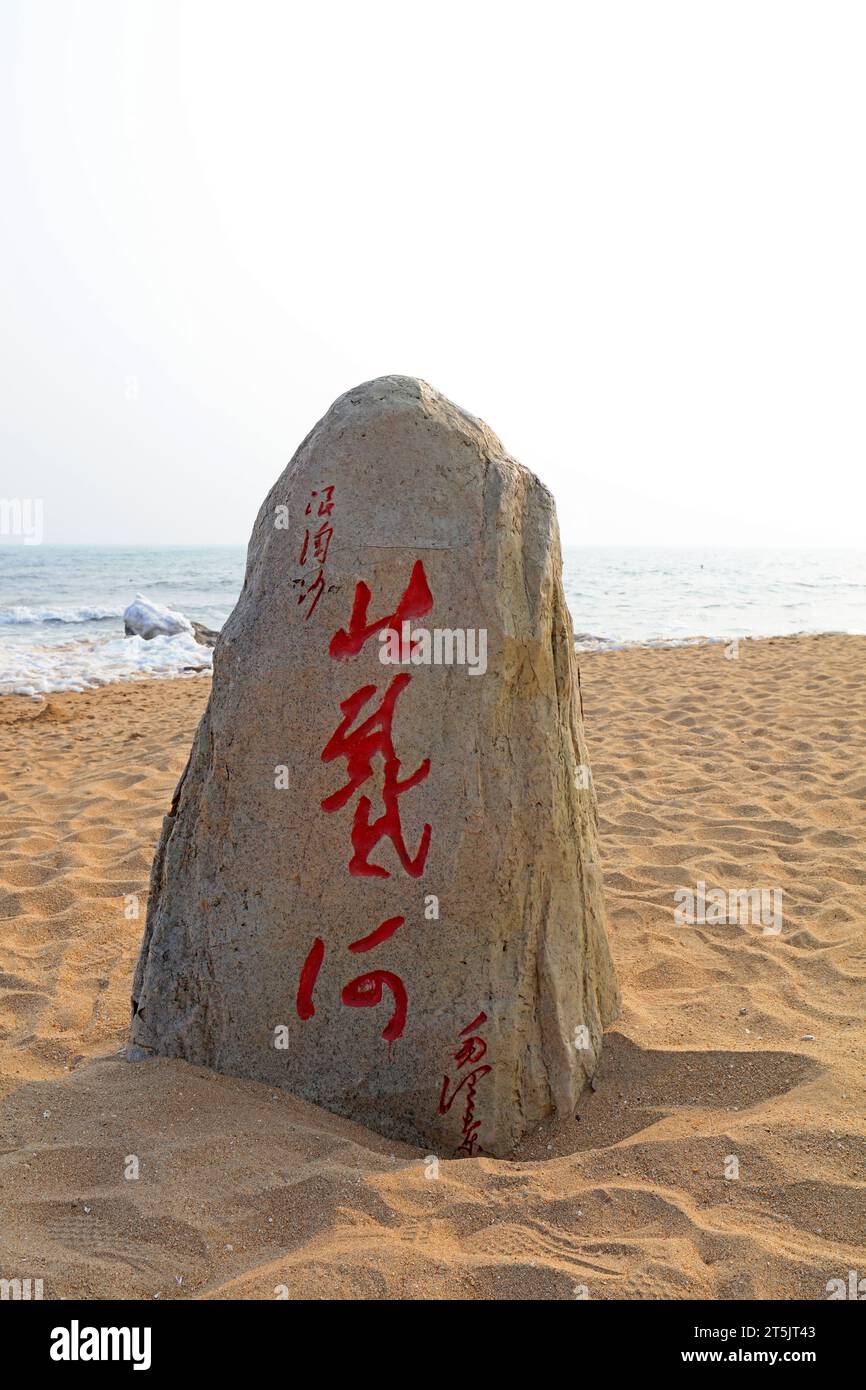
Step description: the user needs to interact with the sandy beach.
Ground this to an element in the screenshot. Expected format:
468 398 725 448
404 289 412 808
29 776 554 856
1 634 864 1300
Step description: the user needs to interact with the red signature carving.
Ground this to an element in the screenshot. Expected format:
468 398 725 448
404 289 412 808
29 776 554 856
438 1011 492 1156
296 485 336 620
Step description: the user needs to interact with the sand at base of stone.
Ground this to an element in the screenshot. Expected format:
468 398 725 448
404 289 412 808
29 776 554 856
1 638 864 1298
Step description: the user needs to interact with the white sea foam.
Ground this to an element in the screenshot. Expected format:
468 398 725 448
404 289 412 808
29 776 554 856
573 633 723 653
123 593 193 639
0 604 122 624
1 545 863 697
0 631 212 697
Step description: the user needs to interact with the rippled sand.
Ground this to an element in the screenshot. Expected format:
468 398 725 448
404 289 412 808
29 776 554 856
1 636 864 1299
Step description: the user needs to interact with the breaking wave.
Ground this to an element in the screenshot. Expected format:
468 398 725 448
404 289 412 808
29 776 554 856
0 605 123 625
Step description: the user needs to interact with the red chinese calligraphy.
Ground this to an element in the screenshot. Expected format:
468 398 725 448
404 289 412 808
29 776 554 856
296 485 336 620
295 917 408 1049
438 1011 492 1156
341 971 407 1044
295 936 325 1021
306 486 335 519
320 672 431 878
329 559 432 661
296 559 433 1064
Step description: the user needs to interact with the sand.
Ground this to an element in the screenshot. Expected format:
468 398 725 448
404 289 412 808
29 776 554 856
1 634 864 1300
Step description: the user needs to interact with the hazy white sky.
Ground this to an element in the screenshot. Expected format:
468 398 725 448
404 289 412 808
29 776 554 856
2 1 864 546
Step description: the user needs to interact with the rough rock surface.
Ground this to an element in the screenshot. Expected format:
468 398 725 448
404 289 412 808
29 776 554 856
129 376 619 1156
190 622 219 648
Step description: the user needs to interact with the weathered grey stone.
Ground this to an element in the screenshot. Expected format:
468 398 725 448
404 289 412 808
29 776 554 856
190 621 219 648
129 376 619 1156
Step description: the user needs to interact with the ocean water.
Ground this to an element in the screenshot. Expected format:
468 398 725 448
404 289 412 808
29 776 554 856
0 546 244 696
564 547 866 651
1 545 864 696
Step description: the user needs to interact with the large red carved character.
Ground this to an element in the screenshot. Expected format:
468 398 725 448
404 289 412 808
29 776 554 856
329 559 432 661
320 672 431 878
295 917 408 1045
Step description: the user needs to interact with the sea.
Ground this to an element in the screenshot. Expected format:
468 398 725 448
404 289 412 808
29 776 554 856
1 545 864 697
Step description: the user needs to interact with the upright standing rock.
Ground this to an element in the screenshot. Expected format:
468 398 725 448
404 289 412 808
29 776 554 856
129 377 619 1156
